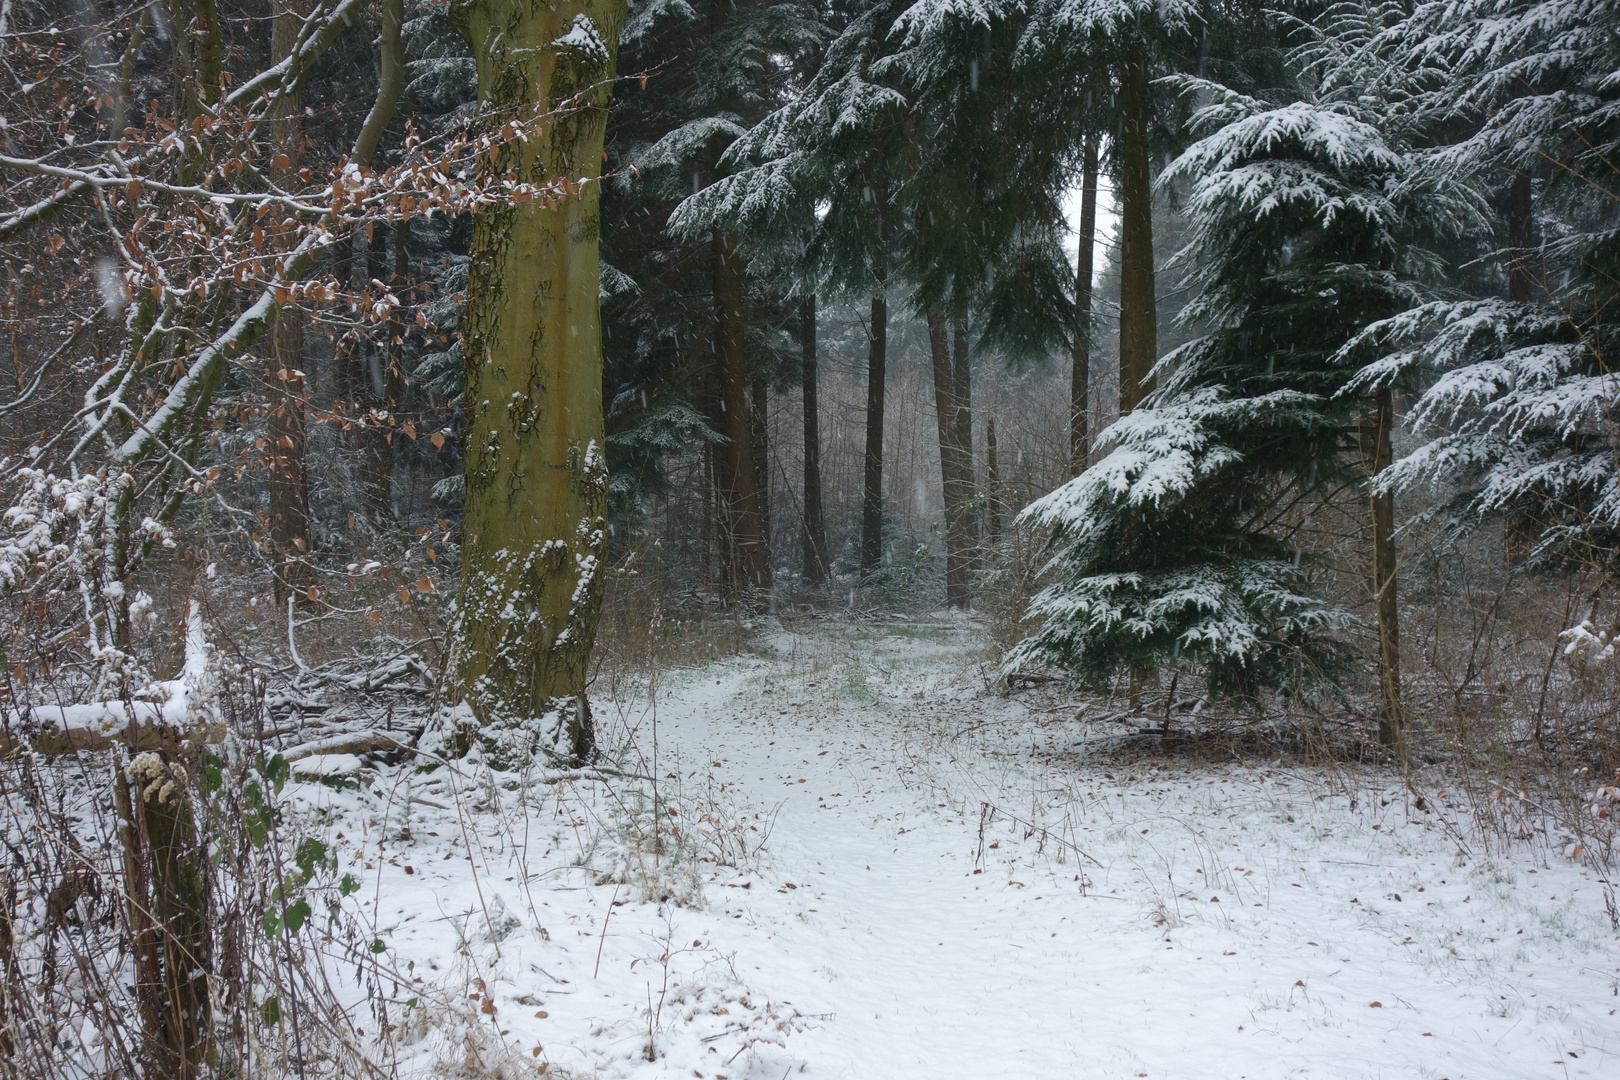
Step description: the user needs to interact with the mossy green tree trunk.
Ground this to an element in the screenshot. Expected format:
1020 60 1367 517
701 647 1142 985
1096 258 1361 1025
448 0 625 764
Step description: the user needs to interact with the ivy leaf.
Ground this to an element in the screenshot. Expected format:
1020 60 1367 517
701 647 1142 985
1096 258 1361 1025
283 898 312 935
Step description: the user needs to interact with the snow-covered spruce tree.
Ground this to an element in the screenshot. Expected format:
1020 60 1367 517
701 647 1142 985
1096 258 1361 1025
1009 29 1470 715
442 0 627 764
1339 0 1620 607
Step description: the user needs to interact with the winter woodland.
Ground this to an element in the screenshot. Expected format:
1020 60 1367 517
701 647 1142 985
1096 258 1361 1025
0 0 1618 1076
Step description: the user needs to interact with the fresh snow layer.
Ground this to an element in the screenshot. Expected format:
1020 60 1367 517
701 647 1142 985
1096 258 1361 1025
298 619 1619 1078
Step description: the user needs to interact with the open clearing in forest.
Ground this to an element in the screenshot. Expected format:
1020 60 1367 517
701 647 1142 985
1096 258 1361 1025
307 618 1620 1078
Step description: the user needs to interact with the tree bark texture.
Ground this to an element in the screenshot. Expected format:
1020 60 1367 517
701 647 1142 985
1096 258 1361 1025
860 289 887 576
1116 53 1156 415
1369 386 1402 751
953 319 976 563
928 313 971 608
985 416 1002 545
860 184 890 578
448 0 626 763
750 363 771 555
710 229 769 595
800 294 829 586
356 223 406 521
1071 129 1099 474
268 2 311 601
118 755 211 1078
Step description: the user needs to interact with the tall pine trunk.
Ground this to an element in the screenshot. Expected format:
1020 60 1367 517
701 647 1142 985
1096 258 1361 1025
860 291 887 576
953 319 976 566
860 184 889 577
448 0 626 763
800 294 829 586
1116 53 1156 415
1071 129 1099 474
711 229 769 596
1116 52 1159 709
268 2 310 602
928 312 970 608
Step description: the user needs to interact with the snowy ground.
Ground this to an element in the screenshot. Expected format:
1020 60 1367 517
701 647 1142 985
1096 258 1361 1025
295 617 1620 1079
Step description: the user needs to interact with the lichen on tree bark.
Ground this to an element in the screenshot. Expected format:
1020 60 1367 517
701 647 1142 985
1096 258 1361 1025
447 0 625 764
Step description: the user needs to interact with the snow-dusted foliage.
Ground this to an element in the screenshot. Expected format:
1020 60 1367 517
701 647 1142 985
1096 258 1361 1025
1009 2 1462 700
1010 393 1354 696
1339 0 1620 571
1346 299 1620 567
0 468 165 695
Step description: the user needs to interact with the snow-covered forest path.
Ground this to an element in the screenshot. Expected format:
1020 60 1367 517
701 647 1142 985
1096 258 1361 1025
638 618 1619 1078
338 618 1620 1079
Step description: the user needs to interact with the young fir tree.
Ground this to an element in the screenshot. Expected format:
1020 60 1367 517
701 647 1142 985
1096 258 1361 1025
1008 12 1470 714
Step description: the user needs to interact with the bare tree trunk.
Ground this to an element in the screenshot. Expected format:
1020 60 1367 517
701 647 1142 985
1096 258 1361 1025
712 229 769 595
1117 54 1160 709
953 319 976 565
1117 52 1156 416
117 753 211 1078
448 0 627 763
800 294 829 586
170 0 222 121
860 185 889 577
860 291 887 576
1071 129 1099 474
1504 170 1537 566
985 416 1002 546
750 363 771 557
928 312 970 608
1370 386 1402 752
268 2 310 602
